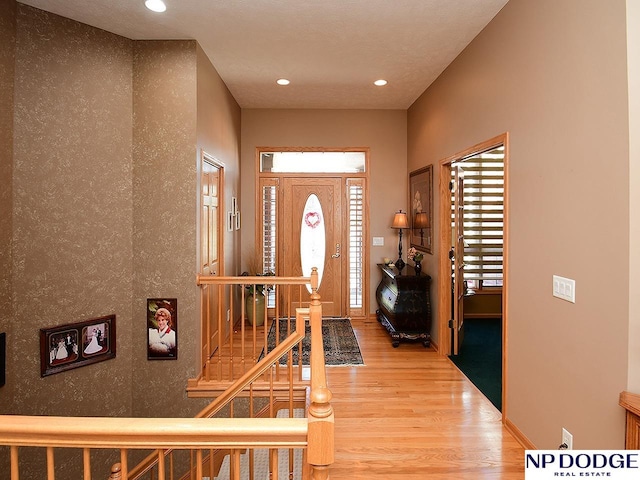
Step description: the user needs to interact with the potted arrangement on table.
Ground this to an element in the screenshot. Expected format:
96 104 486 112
241 255 274 326
407 247 424 276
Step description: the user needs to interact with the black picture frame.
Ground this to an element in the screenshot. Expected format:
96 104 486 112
40 314 116 377
409 165 433 254
147 298 178 360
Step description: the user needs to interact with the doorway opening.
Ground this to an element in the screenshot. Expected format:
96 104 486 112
256 148 369 318
438 133 508 415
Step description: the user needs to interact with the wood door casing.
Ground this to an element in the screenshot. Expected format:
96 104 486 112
452 166 465 355
200 156 222 369
281 177 343 316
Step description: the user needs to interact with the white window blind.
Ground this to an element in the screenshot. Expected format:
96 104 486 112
261 179 278 307
347 179 365 312
452 146 504 287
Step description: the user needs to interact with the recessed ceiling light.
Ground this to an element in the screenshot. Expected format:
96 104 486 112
145 0 167 13
276 78 290 86
374 79 388 86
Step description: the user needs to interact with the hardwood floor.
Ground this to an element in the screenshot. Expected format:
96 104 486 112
326 317 524 479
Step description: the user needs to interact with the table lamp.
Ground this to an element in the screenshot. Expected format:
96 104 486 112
391 210 409 271
414 212 429 247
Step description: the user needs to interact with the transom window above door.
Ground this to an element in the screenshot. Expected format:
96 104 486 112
260 151 366 173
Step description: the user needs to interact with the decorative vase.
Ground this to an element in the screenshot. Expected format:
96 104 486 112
245 291 266 326
414 262 422 276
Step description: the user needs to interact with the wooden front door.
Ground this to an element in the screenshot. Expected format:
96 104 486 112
281 177 343 316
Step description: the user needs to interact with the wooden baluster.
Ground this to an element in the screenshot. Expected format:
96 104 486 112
195 450 202 480
10 445 19 480
231 449 240 480
157 449 165 480
45 446 56 480
119 449 128 478
270 448 279 480
208 448 215 479
83 448 91 480
249 448 254 480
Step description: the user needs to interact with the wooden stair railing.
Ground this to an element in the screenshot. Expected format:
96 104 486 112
193 270 318 387
127 305 308 479
0 269 333 480
0 415 307 479
620 391 640 449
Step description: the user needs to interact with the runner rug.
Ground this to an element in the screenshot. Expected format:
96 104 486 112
264 318 364 366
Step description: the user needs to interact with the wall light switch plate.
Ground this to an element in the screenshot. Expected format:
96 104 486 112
372 236 384 246
553 275 576 303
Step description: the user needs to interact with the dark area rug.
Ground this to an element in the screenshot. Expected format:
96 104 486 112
449 318 502 411
263 318 364 366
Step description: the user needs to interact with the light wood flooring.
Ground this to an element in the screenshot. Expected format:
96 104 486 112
326 317 524 479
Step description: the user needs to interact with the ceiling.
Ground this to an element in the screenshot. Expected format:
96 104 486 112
17 0 509 110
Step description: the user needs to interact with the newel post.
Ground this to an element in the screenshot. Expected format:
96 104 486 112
308 386 334 480
307 267 334 480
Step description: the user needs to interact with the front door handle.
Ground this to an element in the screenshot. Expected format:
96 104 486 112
331 243 341 258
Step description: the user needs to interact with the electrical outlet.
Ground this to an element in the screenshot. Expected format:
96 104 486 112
562 428 573 450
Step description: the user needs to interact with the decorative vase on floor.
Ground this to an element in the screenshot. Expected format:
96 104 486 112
245 291 266 326
414 262 422 276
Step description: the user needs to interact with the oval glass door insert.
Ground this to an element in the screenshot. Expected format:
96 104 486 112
300 194 325 292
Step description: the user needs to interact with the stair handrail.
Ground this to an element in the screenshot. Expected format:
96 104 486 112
129 269 320 479
127 305 308 479
0 416 308 450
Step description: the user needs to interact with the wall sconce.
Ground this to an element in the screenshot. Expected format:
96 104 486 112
391 210 409 271
414 212 429 247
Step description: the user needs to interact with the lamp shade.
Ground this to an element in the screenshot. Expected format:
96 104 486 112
391 211 409 229
414 212 429 228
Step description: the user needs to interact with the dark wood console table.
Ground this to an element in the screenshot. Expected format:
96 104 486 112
375 263 431 348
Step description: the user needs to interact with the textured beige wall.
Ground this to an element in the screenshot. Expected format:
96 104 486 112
4 6 242 427
628 0 640 392
11 4 134 418
0 0 16 401
240 109 407 314
196 45 242 345
408 0 630 448
131 41 205 417
128 42 241 418
196 44 242 279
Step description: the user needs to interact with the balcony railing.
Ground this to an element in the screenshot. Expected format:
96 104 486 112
0 269 333 480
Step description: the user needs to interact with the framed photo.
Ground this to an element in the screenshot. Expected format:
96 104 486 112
235 211 241 230
409 165 433 254
40 314 116 377
147 298 177 360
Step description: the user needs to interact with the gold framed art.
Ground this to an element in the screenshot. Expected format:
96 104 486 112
409 165 433 254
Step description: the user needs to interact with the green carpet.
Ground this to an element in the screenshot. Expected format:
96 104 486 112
449 318 502 411
263 318 364 366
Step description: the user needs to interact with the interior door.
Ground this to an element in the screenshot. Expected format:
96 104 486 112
281 177 343 316
452 165 465 355
200 157 222 367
